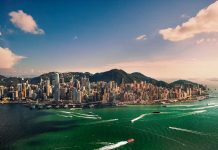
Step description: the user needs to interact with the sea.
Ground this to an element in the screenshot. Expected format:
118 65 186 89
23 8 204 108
1 92 218 150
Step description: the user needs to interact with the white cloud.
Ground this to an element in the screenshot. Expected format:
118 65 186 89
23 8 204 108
159 1 218 41
0 47 25 69
9 10 44 35
196 38 217 44
136 34 147 41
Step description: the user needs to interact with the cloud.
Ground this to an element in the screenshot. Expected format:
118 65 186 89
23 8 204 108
136 34 147 41
196 38 217 44
159 1 218 41
9 10 44 35
0 47 25 69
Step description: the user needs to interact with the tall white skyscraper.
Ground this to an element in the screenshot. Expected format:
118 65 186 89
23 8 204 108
53 73 60 101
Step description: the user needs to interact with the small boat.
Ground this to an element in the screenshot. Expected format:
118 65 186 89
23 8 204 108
127 138 135 143
64 104 68 108
162 105 167 107
152 111 160 114
55 105 60 109
46 105 52 109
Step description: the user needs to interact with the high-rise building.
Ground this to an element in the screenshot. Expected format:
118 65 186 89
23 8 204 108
53 73 60 100
46 79 51 97
0 86 4 99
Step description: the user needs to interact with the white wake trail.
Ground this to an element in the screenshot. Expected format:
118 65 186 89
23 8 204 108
72 112 99 117
169 127 206 135
96 141 128 150
57 114 73 118
72 114 100 119
59 111 72 114
131 114 146 123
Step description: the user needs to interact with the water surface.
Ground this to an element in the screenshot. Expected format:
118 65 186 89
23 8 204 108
1 94 218 150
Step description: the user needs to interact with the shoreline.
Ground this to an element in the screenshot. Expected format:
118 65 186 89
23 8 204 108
0 95 209 109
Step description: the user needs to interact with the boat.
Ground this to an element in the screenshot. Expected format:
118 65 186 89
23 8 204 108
64 104 68 108
162 105 167 107
127 138 135 143
46 105 52 109
152 111 160 114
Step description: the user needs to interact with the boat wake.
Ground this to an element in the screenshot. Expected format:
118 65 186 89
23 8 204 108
57 114 73 118
169 127 206 135
131 114 146 123
59 111 101 119
59 111 72 114
191 105 217 110
72 112 100 118
167 105 194 107
176 110 207 118
81 119 119 125
96 141 129 150
72 114 100 119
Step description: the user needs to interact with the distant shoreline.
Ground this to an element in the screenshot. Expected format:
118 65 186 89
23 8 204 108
0 95 209 110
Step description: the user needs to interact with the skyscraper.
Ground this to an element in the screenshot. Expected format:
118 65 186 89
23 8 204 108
46 79 51 97
53 73 60 101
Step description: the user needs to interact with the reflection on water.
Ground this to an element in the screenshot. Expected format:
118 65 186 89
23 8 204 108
1 94 218 150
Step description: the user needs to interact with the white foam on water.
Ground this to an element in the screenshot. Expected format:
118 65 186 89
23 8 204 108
73 112 99 117
207 103 216 106
167 105 194 107
59 111 72 114
96 141 128 150
176 110 207 118
96 142 114 145
84 119 119 125
57 114 73 118
169 127 205 135
131 114 146 123
192 105 217 110
72 114 100 119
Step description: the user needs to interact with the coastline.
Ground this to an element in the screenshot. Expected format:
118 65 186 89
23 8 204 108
0 95 209 109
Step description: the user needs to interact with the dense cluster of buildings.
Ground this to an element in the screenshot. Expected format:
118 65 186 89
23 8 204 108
0 73 205 104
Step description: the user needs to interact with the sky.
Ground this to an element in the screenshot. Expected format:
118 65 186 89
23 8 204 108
0 0 218 85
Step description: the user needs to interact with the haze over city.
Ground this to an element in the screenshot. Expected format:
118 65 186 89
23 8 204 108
0 0 218 87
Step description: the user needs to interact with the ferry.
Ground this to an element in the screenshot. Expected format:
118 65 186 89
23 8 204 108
127 138 135 143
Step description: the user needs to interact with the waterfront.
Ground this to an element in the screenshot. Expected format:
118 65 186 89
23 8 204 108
1 92 218 150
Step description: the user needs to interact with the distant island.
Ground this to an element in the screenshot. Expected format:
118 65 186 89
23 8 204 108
0 69 208 108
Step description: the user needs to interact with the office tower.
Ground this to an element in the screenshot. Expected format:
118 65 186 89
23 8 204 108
53 73 60 101
60 74 65 84
46 79 51 97
77 90 82 103
0 86 4 99
72 87 77 103
22 83 27 98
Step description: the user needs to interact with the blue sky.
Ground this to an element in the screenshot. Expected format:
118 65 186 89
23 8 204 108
0 0 218 83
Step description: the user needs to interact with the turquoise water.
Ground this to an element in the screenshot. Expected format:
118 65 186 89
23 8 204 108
1 94 218 150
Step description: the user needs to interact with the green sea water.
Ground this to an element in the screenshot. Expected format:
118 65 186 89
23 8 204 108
1 93 218 150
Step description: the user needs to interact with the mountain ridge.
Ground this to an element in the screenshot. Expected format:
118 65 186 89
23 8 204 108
0 69 205 88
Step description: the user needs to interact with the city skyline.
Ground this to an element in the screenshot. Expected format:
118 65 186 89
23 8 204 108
0 0 218 83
